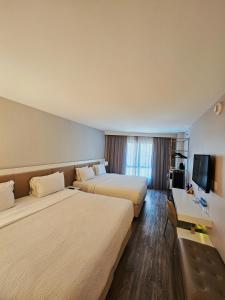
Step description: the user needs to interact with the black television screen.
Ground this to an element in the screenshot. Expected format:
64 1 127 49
192 154 212 193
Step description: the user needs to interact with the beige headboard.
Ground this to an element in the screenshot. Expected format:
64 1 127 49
0 161 101 199
0 166 75 199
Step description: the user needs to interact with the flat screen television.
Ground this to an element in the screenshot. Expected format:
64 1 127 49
192 154 212 193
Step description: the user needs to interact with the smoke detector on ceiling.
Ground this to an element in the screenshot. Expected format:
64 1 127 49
213 102 223 115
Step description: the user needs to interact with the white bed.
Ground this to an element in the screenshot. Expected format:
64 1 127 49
73 173 148 217
0 189 133 300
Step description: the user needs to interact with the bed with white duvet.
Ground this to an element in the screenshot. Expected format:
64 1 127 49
0 189 133 300
74 173 147 217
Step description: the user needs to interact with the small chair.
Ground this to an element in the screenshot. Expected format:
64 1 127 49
164 200 213 252
164 200 178 251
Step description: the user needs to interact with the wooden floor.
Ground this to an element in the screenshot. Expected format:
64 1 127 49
106 190 179 300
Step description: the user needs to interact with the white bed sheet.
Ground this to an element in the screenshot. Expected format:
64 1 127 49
74 173 147 205
0 188 77 228
0 189 133 300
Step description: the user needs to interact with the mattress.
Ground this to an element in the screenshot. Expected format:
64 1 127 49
74 173 147 205
0 189 133 300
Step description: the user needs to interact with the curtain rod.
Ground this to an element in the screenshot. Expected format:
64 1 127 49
104 131 179 138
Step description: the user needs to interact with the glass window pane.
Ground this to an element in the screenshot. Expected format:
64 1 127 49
125 137 152 181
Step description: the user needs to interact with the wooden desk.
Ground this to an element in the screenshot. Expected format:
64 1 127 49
172 188 213 228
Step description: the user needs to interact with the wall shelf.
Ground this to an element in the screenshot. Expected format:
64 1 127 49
169 137 190 187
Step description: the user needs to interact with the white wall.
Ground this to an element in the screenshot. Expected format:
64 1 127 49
0 97 105 168
188 96 225 261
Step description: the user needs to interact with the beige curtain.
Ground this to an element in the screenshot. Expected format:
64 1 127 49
105 135 127 174
151 137 171 190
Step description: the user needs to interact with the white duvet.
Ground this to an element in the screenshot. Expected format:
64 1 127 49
0 189 133 300
74 173 147 205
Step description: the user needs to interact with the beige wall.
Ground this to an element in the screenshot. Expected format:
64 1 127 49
188 96 225 261
0 97 105 168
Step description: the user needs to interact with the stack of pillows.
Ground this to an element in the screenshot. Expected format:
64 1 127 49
76 164 106 182
0 172 66 212
30 171 65 197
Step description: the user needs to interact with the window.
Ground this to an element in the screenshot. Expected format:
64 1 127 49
125 136 153 182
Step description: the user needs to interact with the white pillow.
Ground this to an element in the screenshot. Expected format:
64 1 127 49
30 172 65 197
75 166 87 181
93 164 106 176
0 180 15 212
76 166 95 182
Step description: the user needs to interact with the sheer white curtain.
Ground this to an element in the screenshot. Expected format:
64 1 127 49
125 136 153 183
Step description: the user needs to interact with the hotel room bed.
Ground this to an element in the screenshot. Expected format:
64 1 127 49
73 173 147 217
0 189 133 300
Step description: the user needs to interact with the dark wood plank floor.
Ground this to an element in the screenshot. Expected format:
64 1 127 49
106 190 178 300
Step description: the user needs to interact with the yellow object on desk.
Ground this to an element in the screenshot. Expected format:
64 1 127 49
186 186 194 194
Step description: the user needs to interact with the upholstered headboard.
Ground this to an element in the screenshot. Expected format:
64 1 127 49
0 166 75 199
0 160 102 199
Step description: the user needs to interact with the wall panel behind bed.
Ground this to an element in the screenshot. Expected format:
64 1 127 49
0 97 105 168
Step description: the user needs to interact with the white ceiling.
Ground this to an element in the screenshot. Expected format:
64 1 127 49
0 0 225 133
